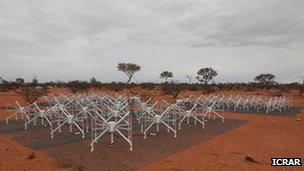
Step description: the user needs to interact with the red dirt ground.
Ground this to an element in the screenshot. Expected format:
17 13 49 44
140 111 304 171
0 88 303 170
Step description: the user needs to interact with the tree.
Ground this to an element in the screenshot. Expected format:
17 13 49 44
0 77 6 91
160 71 173 82
254 73 275 85
195 67 218 93
32 74 38 86
90 77 97 84
0 77 12 92
15 85 47 104
15 78 25 85
117 63 141 84
185 75 193 84
196 68 218 85
90 77 99 87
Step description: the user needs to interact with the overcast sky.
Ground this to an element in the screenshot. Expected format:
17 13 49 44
0 0 303 83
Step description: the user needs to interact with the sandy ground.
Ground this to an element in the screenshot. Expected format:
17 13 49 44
140 111 304 171
0 92 69 171
0 89 303 170
0 134 59 171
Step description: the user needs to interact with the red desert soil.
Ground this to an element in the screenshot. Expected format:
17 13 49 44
0 134 59 171
0 89 303 170
140 111 304 171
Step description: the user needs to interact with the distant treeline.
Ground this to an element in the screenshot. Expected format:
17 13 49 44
0 78 301 93
1 64 303 95
1 77 303 104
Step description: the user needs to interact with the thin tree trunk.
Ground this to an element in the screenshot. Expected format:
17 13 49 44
127 76 132 84
204 82 209 94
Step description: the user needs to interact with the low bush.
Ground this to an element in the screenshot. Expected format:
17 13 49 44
15 85 48 104
67 80 90 93
160 82 181 98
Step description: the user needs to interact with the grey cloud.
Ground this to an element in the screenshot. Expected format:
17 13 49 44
0 0 303 82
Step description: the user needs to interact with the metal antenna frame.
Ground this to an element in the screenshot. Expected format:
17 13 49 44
24 102 52 130
197 97 225 123
50 98 88 139
140 101 177 139
90 101 132 152
5 101 25 124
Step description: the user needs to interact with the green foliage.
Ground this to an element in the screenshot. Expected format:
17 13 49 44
117 63 141 84
107 82 125 92
254 73 276 85
196 67 218 84
140 82 156 90
0 77 16 92
195 67 218 93
15 78 25 84
90 77 101 88
0 78 9 92
67 80 90 93
0 73 301 95
44 80 66 88
160 71 173 82
15 85 48 104
160 82 181 98
31 74 39 86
